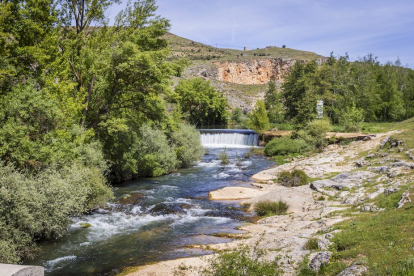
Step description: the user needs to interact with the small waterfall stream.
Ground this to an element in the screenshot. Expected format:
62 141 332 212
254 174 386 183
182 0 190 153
199 129 258 147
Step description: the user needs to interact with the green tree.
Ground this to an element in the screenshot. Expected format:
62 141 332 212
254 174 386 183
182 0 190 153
231 107 243 124
248 100 270 133
175 78 229 126
264 81 285 123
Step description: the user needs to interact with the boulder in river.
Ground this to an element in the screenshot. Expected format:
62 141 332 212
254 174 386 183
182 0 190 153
149 203 190 215
118 192 146 205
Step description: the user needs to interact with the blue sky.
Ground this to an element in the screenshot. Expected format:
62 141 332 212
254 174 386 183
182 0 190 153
108 0 414 68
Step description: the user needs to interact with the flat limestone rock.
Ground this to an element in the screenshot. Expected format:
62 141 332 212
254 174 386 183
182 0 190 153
209 186 266 200
0 264 44 276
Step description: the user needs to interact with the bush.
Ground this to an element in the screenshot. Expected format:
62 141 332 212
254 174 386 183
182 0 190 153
231 107 243 124
200 244 281 276
304 238 319 250
0 162 112 263
175 78 228 126
247 100 270 133
136 125 179 177
293 119 333 149
278 169 309 187
254 200 289 216
218 149 230 165
264 137 310 156
171 124 204 168
338 103 364 132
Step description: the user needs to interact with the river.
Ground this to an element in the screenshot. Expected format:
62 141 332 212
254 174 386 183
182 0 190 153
26 145 274 275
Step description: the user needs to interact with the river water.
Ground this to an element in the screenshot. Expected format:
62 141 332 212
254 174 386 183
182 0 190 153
26 146 274 275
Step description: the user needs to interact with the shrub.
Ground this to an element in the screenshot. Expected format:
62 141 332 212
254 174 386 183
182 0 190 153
264 137 310 156
278 169 309 187
218 149 230 165
304 238 319 250
200 244 281 276
231 107 243 124
293 119 333 149
135 125 179 177
338 103 364 132
254 200 289 216
0 162 112 263
247 100 270 133
171 124 204 168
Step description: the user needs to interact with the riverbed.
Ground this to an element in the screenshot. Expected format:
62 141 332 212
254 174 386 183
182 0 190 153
26 147 274 275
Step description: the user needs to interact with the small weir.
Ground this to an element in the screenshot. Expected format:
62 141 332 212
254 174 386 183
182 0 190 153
198 129 259 147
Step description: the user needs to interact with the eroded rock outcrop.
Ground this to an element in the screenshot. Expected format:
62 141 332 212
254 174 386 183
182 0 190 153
214 58 306 85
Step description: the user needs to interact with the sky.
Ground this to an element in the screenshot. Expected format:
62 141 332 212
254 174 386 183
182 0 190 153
108 0 414 68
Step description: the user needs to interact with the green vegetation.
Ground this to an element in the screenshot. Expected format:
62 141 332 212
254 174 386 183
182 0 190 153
200 244 281 276
278 169 309 187
265 81 285 124
0 162 112 263
304 238 319 250
247 100 270 133
281 54 414 125
264 137 310 156
0 0 204 263
218 149 230 165
165 33 322 62
174 78 229 126
254 200 289 216
230 107 243 124
265 118 332 159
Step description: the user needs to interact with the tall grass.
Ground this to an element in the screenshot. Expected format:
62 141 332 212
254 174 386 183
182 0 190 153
254 200 289 216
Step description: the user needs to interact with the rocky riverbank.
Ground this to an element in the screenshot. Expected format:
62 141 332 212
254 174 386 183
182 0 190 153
122 130 414 276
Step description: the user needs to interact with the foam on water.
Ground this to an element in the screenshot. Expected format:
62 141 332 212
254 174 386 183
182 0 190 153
45 255 77 271
213 172 230 179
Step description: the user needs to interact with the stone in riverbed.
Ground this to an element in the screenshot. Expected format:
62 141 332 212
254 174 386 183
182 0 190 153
149 203 190 215
118 192 145 205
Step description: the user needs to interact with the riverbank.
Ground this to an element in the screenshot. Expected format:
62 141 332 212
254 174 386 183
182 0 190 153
122 127 414 275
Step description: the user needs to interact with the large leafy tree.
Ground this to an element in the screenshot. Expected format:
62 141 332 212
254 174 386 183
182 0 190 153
174 78 229 126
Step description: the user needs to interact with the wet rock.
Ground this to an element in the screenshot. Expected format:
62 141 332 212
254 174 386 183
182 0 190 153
309 251 332 271
149 203 188 215
118 192 145 205
337 264 368 276
204 209 244 220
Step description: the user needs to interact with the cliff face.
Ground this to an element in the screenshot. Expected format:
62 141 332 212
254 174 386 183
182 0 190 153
213 58 303 85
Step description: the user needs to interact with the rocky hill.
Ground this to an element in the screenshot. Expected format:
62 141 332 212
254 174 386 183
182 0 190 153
165 33 326 111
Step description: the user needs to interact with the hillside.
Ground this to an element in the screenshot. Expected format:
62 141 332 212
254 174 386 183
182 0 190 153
164 33 326 111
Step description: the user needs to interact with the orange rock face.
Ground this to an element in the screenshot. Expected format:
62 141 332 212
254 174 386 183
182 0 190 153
214 58 303 85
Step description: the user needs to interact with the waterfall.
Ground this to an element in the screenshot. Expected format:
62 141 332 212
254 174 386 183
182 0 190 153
198 129 259 148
